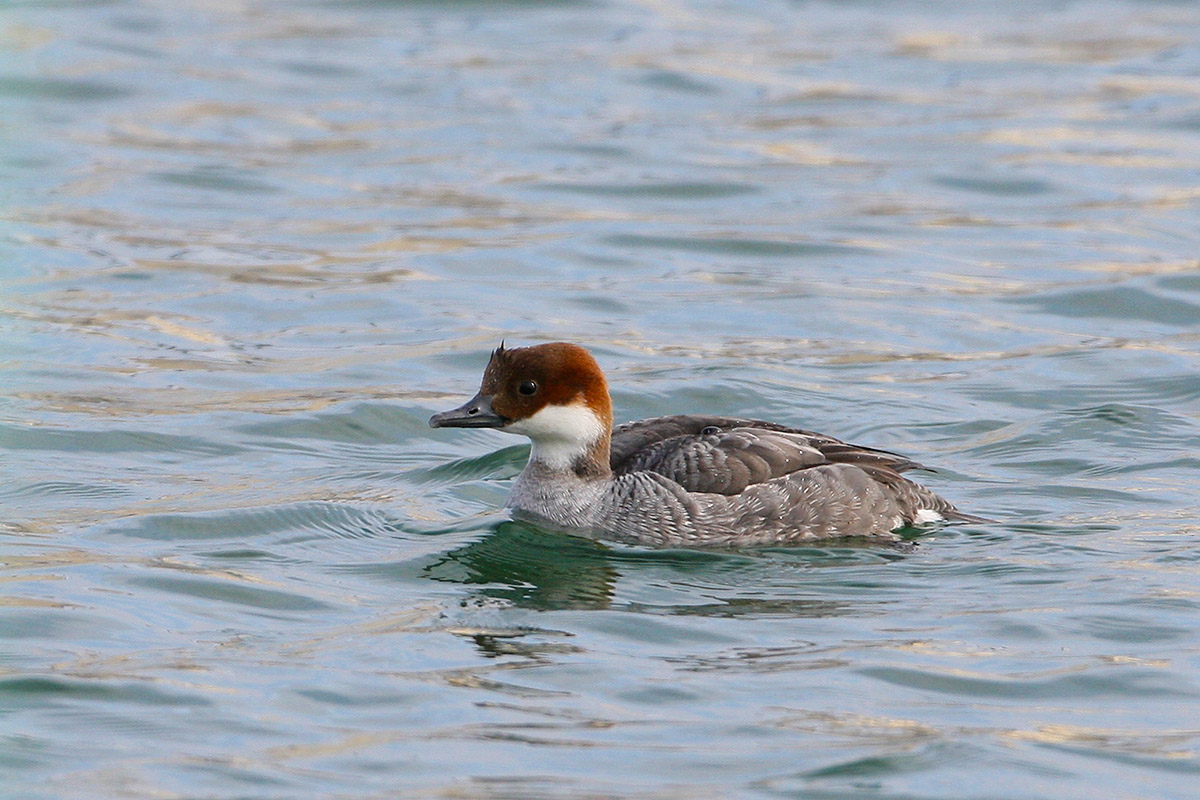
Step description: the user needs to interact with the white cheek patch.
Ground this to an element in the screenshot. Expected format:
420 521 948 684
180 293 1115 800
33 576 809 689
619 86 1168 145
506 403 606 469
506 403 605 441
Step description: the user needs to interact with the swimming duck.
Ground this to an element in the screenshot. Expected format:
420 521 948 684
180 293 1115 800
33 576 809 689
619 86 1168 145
430 342 976 546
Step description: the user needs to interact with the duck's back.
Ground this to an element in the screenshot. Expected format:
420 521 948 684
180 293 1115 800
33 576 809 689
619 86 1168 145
605 415 965 546
611 415 926 489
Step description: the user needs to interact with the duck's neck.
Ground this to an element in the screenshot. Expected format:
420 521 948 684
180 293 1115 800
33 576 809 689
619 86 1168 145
503 401 615 527
506 418 611 530
507 402 613 480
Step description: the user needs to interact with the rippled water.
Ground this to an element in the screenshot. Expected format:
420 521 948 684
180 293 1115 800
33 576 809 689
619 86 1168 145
4 0 1200 797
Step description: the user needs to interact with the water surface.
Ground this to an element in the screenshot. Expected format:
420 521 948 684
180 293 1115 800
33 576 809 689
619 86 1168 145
3 1 1199 798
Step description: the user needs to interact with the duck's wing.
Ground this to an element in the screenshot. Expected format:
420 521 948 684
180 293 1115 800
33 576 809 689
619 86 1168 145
610 415 925 496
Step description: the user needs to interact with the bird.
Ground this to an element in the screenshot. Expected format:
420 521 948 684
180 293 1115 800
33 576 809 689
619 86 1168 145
429 342 979 547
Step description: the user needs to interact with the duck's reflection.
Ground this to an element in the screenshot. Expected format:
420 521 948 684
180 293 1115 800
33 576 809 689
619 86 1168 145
423 520 619 610
423 519 911 617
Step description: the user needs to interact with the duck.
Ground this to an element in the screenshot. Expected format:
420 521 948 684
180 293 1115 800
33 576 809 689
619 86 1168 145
429 342 978 547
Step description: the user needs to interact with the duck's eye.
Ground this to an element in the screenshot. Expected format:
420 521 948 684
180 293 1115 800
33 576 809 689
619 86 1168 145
518 380 538 396
701 426 721 435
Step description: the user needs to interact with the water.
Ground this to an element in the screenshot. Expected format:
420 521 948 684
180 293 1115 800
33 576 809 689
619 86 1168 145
3 0 1199 797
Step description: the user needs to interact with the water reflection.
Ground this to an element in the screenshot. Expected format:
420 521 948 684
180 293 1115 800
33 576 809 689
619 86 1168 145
424 521 619 610
423 518 919 615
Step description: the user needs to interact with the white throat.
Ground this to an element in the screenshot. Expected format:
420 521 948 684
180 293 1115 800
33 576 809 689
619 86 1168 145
504 403 606 471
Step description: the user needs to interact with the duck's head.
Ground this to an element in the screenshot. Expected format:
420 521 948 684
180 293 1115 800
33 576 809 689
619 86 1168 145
430 342 613 470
